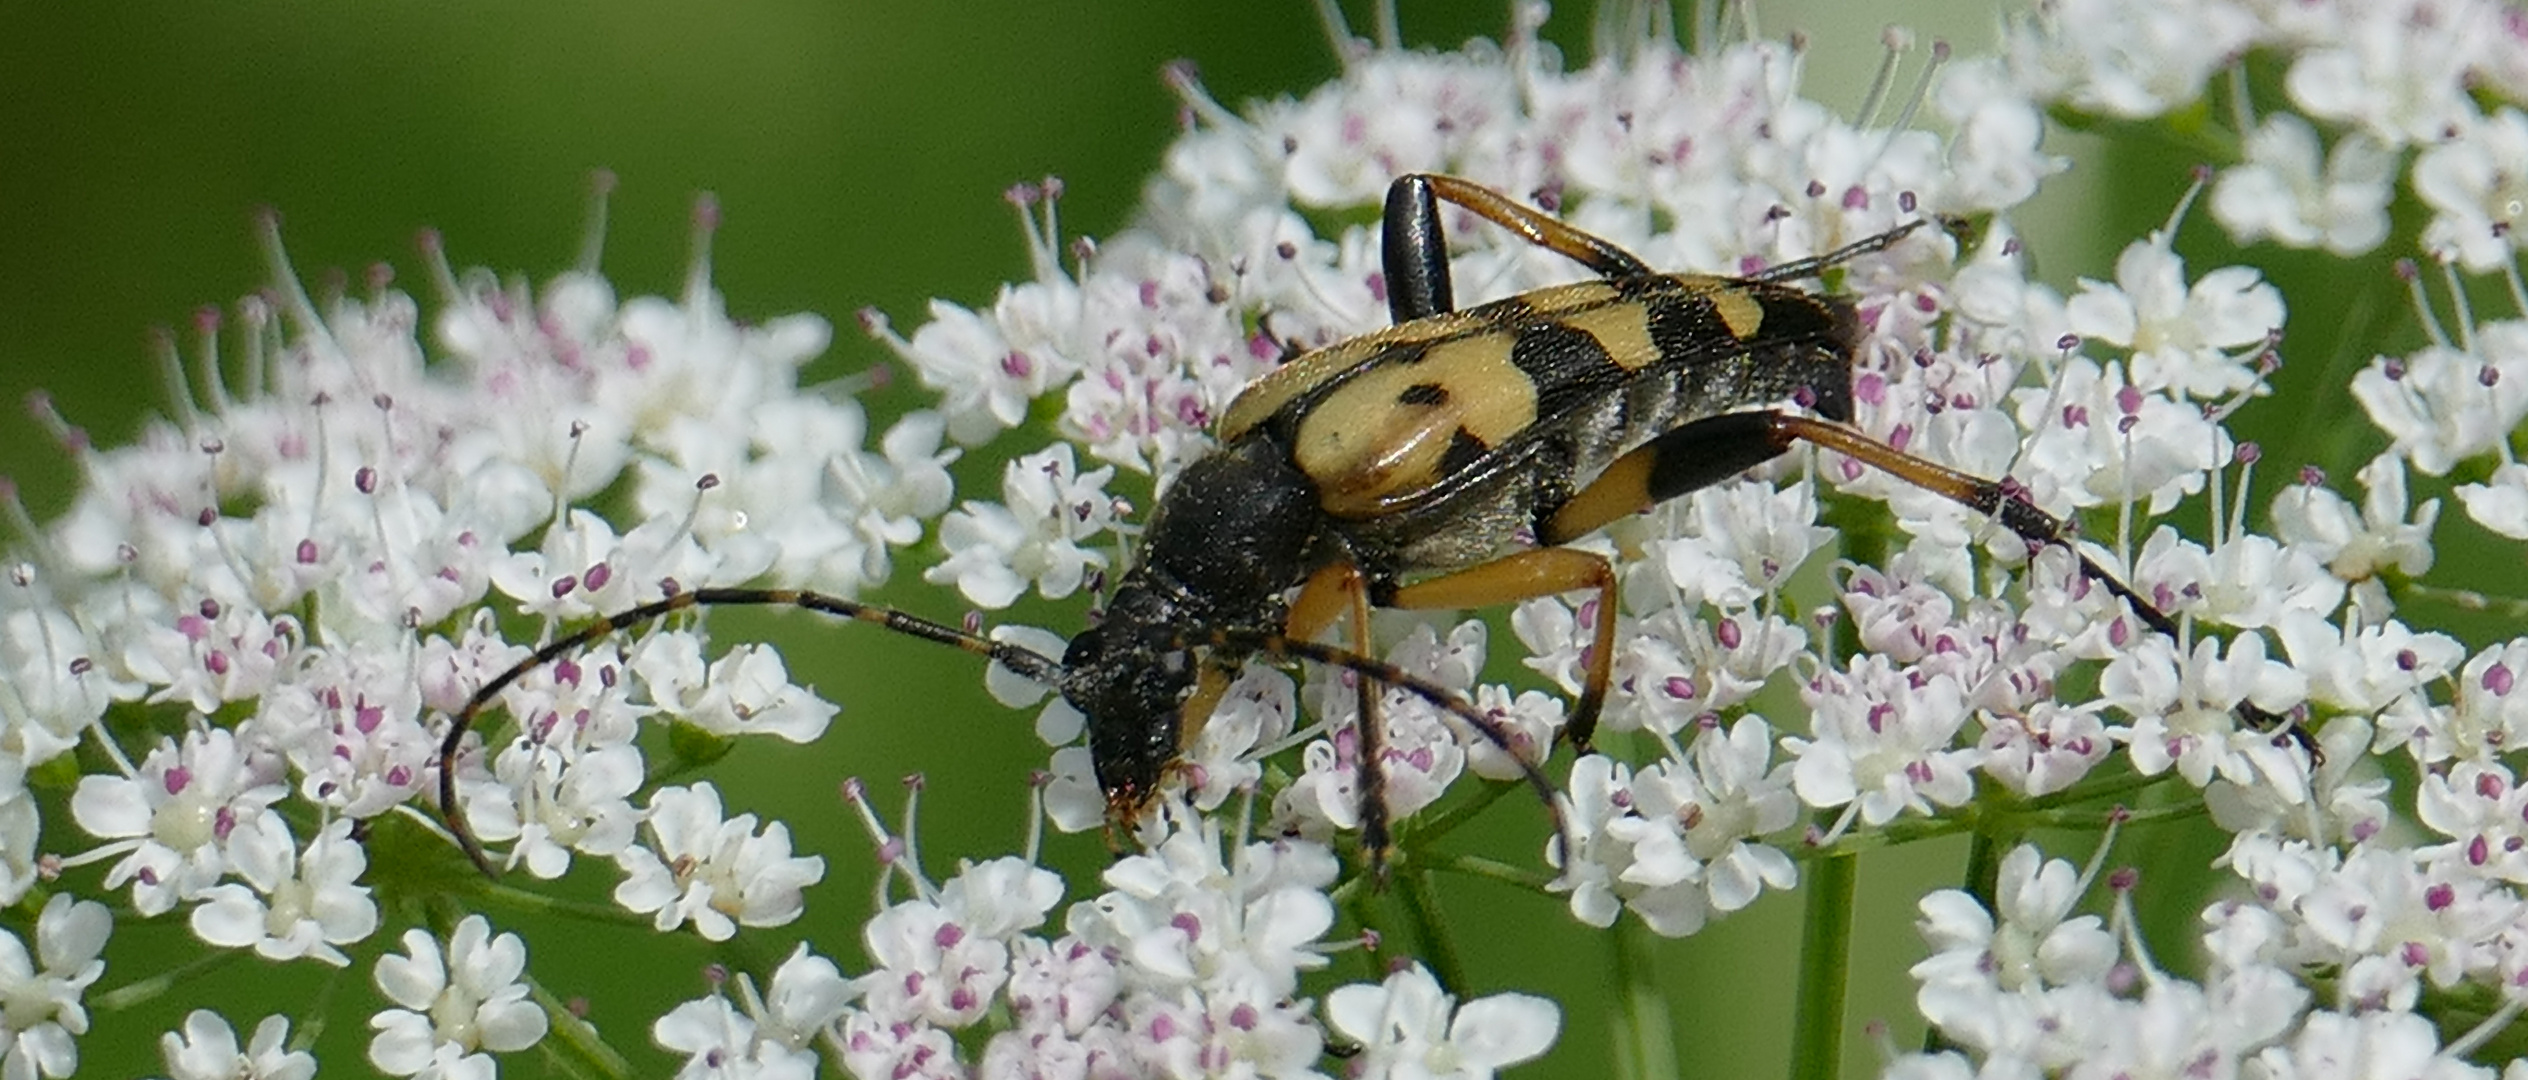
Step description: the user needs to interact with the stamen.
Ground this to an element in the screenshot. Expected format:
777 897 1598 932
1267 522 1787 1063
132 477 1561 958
2003 330 2081 482
237 295 272 402
1886 38 1949 138
1308 0 1356 62
2397 258 2452 350
0 482 39 561
1854 26 1907 129
683 193 721 313
2225 62 2256 137
2440 257 2479 355
1161 60 1248 135
2228 443 2259 548
23 392 85 455
255 207 340 358
1022 772 1045 867
578 170 616 274
149 327 201 434
416 228 462 305
2161 165 2211 238
899 773 930 895
2105 865 2166 988
2447 993 2528 1058
193 306 232 415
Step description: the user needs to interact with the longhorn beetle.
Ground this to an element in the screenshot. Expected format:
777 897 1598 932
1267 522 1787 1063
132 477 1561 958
436 174 2308 876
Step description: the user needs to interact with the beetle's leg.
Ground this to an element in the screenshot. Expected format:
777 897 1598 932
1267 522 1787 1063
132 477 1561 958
1555 409 2316 757
1376 549 1620 752
1288 562 1395 875
1383 175 1657 325
1382 176 1454 322
1184 626 1573 874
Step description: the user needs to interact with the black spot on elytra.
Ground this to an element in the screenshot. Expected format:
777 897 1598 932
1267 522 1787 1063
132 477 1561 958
1438 426 1490 478
1397 382 1449 406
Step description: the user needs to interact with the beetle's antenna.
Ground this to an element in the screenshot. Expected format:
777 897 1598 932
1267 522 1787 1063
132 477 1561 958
438 586 1065 875
1747 218 1931 285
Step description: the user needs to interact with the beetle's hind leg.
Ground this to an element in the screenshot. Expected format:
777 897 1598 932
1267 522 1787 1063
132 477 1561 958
1556 409 2316 758
1381 174 1657 323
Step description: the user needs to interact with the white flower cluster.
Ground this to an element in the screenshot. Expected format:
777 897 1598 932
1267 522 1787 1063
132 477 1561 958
5 190 915 1073
2014 0 2528 540
1893 842 2528 1079
650 812 1555 1080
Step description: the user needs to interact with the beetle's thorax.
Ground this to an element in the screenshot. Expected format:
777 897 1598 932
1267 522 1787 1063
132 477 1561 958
1056 433 1324 817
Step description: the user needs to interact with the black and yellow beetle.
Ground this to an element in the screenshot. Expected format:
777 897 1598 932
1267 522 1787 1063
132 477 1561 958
437 174 2301 873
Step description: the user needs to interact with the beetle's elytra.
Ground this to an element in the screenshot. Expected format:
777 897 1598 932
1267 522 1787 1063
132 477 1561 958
437 174 2307 876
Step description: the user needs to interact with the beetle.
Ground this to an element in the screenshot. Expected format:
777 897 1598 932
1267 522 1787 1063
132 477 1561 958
436 173 2303 875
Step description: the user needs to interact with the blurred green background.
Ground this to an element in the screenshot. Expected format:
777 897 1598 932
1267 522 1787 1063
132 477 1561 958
0 2 2494 1078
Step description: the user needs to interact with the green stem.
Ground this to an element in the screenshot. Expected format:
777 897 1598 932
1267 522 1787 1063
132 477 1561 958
1424 852 1557 892
2017 799 2206 831
2018 764 2173 811
472 881 656 927
1788 852 1856 1080
1410 779 1517 844
1395 865 1466 993
1796 812 1976 861
93 945 245 1013
1611 918 1678 1080
2396 581 2528 619
528 971 631 1080
1962 827 2003 918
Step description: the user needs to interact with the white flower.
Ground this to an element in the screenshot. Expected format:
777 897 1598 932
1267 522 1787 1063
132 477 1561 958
368 916 548 1079
634 638 838 744
755 944 855 1051
652 996 815 1080
188 815 377 966
0 601 109 766
2269 453 2439 616
935 856 1065 941
0 755 42 909
2008 360 2229 517
155 1011 315 1080
1075 820 1334 1001
2456 462 2528 540
2249 1009 2488 1080
1323 963 1557 1080
2004 0 2259 119
2211 112 2395 256
2106 633 2309 790
1911 844 2116 1014
2415 106 2528 271
0 895 109 1080
1979 702 2114 798
68 726 287 917
612 782 826 940
2282 3 2486 145
926 444 1116 609
1785 657 1981 826
2065 233 2285 399
2352 323 2528 478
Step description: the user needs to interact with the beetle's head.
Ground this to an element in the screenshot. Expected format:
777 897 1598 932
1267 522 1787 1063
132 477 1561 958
1056 585 1197 826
